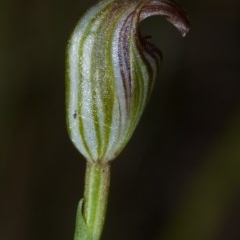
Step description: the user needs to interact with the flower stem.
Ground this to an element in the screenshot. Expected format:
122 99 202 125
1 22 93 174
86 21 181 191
83 162 110 240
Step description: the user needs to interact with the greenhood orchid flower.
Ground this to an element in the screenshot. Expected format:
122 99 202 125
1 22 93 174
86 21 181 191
66 0 189 163
66 1 189 240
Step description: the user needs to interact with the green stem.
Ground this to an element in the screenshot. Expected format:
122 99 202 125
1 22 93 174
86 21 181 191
83 162 110 240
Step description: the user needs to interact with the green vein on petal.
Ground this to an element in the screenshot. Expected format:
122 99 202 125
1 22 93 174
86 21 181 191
66 0 190 162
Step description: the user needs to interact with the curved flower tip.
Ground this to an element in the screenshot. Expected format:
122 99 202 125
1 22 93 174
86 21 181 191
66 0 190 162
139 0 190 37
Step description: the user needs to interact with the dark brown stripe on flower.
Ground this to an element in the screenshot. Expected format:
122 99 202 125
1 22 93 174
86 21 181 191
118 11 135 114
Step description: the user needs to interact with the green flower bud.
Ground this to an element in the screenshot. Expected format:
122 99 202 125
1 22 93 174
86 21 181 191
66 0 189 163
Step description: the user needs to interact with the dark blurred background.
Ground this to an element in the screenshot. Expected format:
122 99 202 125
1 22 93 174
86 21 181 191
0 0 240 240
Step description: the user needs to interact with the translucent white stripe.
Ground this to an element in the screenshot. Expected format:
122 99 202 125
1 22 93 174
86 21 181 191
80 35 98 160
103 101 120 161
106 6 136 159
68 0 113 161
68 25 90 159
